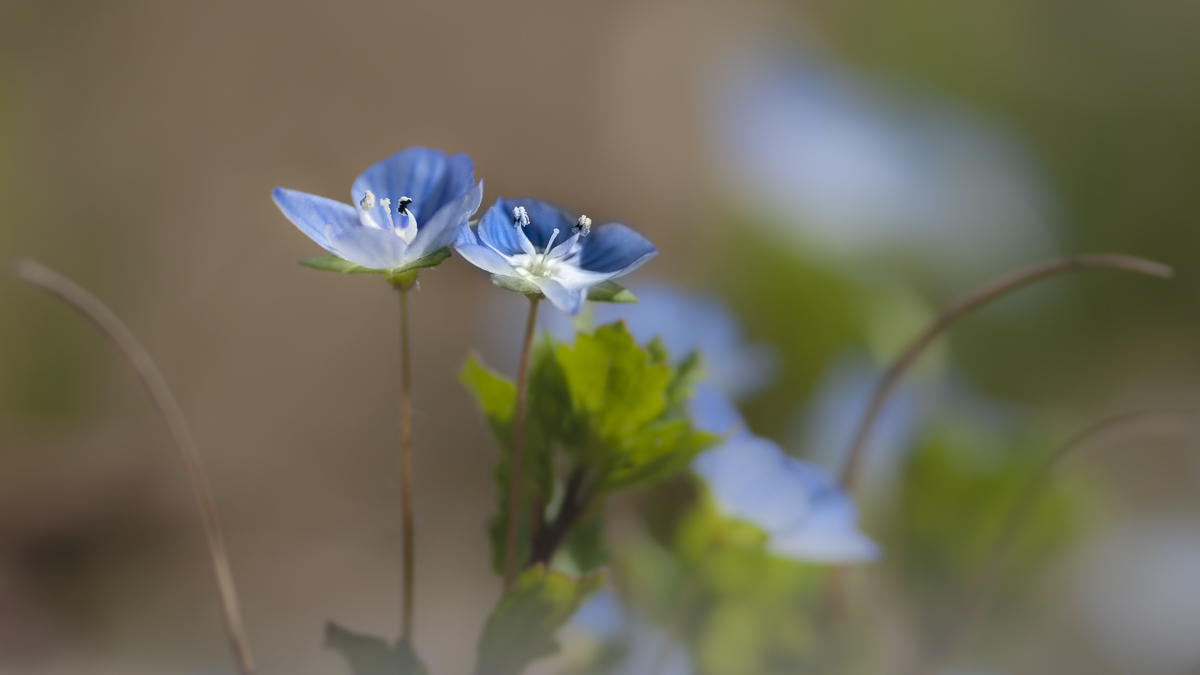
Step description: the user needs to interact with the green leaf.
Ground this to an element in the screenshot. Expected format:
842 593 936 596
299 247 452 279
474 566 606 675
556 322 671 443
326 622 428 675
598 419 715 493
586 281 637 303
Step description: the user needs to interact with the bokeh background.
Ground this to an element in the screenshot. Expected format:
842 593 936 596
2 0 1200 674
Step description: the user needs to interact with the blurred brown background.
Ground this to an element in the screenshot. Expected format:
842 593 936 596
1 0 1199 673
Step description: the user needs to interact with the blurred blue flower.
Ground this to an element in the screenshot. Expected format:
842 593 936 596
689 383 879 563
539 284 778 398
563 590 694 675
273 147 483 270
706 52 1057 280
455 197 657 314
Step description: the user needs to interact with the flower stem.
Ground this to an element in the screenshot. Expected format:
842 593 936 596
13 260 255 675
839 253 1172 493
396 284 416 640
937 409 1196 667
503 295 541 589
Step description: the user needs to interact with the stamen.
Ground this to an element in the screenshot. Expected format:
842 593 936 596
398 196 413 215
359 190 376 211
543 228 560 254
513 206 530 228
575 215 592 236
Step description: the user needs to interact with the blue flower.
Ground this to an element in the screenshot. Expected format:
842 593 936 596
272 147 483 271
455 197 657 314
689 383 879 563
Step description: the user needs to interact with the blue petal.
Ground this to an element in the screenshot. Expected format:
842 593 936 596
272 187 358 252
532 276 586 314
477 198 534 257
579 223 658 274
768 461 879 562
454 224 517 276
504 198 576 251
687 383 747 437
326 227 411 270
692 435 810 534
408 180 484 259
351 147 474 222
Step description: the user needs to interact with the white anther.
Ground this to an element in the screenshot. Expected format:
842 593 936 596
513 206 530 227
575 215 592 236
359 190 376 211
379 197 391 209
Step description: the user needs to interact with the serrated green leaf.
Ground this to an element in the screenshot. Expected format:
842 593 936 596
664 350 704 414
299 247 452 280
586 281 637 303
326 622 428 675
556 322 671 442
598 419 716 493
474 566 606 675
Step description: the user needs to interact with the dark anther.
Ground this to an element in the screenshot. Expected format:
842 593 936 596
398 197 413 214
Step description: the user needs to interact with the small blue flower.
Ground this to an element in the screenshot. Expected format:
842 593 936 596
689 383 879 563
455 197 657 314
272 147 483 271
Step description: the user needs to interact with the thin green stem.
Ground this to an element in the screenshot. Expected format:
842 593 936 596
937 409 1197 667
397 284 416 640
839 253 1172 493
14 260 255 675
503 295 541 589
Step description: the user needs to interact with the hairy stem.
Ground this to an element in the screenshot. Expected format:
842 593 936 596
839 253 1172 493
396 284 416 640
14 260 255 675
939 409 1197 665
503 295 541 589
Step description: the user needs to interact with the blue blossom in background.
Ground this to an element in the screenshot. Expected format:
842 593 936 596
455 197 657 314
689 383 879 563
537 284 778 398
273 147 483 271
794 356 930 490
706 51 1056 281
562 590 694 675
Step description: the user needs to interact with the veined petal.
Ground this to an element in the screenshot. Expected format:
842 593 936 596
504 197 576 251
478 198 536 257
351 147 473 222
326 226 412 270
531 276 586 314
579 223 658 274
272 187 357 252
408 180 484 259
454 224 518 276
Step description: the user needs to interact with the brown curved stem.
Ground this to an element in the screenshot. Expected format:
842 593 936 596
13 260 255 675
503 295 541 589
938 409 1197 666
839 254 1172 493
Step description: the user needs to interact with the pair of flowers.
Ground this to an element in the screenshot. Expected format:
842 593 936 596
271 147 656 313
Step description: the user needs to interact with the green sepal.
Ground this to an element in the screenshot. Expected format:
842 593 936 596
488 276 638 303
586 281 637 303
326 621 428 675
299 247 452 282
474 566 606 675
491 274 541 295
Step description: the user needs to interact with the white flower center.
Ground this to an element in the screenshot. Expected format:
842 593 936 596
510 212 592 279
358 191 418 245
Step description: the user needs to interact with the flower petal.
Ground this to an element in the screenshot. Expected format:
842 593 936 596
578 222 658 274
768 463 879 563
326 226 411 270
454 224 518 276
504 198 576 251
687 383 747 438
692 436 810 534
531 276 586 314
477 198 536 257
408 180 484 259
272 187 358 252
351 147 474 222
